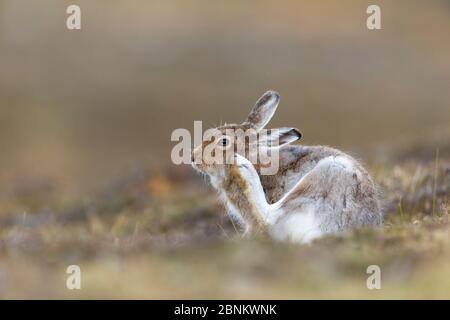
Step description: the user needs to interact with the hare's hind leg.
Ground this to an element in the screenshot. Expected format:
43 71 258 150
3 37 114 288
279 156 357 205
276 155 379 236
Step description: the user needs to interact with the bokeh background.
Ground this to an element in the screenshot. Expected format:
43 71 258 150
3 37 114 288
1 0 450 191
0 0 449 299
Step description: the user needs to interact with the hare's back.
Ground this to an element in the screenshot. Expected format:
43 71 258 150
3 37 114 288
260 145 351 203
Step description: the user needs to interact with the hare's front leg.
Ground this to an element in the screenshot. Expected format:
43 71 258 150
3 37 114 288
225 155 283 232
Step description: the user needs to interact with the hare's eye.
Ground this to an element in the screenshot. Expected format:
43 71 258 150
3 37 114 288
219 137 229 147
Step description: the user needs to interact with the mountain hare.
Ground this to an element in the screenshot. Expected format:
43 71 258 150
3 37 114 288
192 91 382 243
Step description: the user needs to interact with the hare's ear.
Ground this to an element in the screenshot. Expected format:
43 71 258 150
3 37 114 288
244 90 280 130
261 127 302 147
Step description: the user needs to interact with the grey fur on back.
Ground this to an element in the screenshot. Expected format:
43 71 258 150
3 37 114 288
259 145 383 231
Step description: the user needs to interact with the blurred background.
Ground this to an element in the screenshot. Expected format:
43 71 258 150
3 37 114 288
1 0 449 193
0 0 449 299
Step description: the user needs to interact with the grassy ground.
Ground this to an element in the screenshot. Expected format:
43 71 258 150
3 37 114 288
0 140 448 299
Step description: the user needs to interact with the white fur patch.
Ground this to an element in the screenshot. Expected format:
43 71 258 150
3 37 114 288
334 156 356 171
317 155 355 172
270 207 323 244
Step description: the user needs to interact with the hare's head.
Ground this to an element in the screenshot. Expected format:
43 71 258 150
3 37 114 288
192 90 302 179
